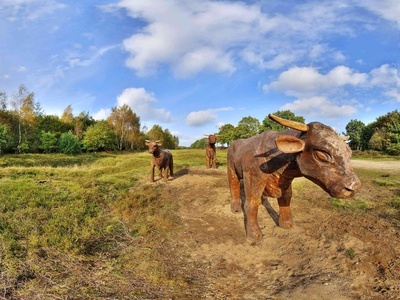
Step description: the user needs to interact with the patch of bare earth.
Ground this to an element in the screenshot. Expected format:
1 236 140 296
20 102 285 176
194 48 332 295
161 161 400 299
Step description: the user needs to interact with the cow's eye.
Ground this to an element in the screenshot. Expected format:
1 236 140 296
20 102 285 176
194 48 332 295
314 150 333 163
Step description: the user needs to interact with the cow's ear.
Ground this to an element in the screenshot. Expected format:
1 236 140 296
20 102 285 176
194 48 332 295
275 135 305 153
156 142 162 146
145 141 150 145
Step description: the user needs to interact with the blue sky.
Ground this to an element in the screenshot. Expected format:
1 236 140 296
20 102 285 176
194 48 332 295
0 0 399 146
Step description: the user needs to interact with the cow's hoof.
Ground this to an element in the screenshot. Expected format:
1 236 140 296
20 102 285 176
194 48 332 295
246 231 263 245
278 218 293 229
231 201 242 213
278 207 293 229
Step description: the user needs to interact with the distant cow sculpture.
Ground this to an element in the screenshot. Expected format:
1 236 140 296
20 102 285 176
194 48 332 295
227 114 361 244
204 134 218 169
145 140 174 183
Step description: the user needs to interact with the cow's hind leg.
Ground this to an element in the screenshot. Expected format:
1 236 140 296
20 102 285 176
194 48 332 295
242 174 264 245
169 157 174 178
228 165 241 213
163 167 169 182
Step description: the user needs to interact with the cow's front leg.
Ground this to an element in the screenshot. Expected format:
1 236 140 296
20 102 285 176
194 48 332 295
277 185 293 229
243 175 263 245
206 155 210 169
212 155 217 169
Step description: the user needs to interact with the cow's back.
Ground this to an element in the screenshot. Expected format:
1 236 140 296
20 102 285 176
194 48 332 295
228 131 273 176
228 130 301 177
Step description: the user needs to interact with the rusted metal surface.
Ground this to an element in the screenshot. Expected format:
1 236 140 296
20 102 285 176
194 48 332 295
145 140 174 183
227 114 361 244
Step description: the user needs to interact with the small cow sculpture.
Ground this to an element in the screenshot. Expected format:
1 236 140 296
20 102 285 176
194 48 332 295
145 140 174 183
227 114 361 244
204 134 218 169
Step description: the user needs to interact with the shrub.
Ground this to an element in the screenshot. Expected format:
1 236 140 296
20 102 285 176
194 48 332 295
386 143 400 156
17 142 29 154
59 132 81 154
83 122 116 151
39 131 58 153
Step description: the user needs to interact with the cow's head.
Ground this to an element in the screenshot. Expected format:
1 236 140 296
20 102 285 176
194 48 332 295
204 134 218 144
269 114 361 199
145 140 162 154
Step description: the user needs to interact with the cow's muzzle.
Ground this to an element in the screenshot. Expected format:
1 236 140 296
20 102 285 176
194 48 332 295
331 175 361 199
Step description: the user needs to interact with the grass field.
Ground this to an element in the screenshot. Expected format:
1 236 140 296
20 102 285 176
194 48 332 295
0 150 399 299
0 150 226 299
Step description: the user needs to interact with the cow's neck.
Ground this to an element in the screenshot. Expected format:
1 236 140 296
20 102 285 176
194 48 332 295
153 148 162 157
281 159 302 179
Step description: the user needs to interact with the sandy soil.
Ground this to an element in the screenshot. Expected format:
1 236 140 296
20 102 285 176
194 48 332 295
161 159 400 299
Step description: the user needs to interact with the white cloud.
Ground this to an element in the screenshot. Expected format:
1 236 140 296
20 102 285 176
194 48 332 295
264 66 368 96
356 0 400 28
186 107 233 127
369 64 399 87
110 0 399 78
15 65 28 72
93 108 111 120
186 110 218 127
117 87 173 123
1 0 66 22
66 45 119 68
117 0 272 77
281 96 358 119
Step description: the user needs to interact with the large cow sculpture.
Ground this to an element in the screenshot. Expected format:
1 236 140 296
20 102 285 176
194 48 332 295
227 114 361 244
204 134 218 169
145 140 174 183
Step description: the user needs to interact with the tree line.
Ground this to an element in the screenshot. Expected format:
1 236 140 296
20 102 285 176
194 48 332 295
0 85 179 154
2 85 399 155
191 109 400 156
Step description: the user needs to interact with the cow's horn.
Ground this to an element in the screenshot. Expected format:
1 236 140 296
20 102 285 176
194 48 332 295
341 136 350 141
269 114 309 132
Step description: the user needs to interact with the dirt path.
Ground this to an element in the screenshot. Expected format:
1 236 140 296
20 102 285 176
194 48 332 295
162 160 400 300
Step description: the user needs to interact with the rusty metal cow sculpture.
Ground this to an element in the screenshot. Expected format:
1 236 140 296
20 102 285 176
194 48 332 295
204 134 218 169
145 140 174 183
227 114 361 244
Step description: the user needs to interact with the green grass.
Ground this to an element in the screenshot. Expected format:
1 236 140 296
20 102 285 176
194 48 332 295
350 167 400 226
329 197 369 211
0 149 228 298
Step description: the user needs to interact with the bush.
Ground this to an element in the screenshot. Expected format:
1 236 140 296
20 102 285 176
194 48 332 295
83 122 116 151
59 132 82 154
386 143 400 156
17 142 29 154
39 131 58 153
